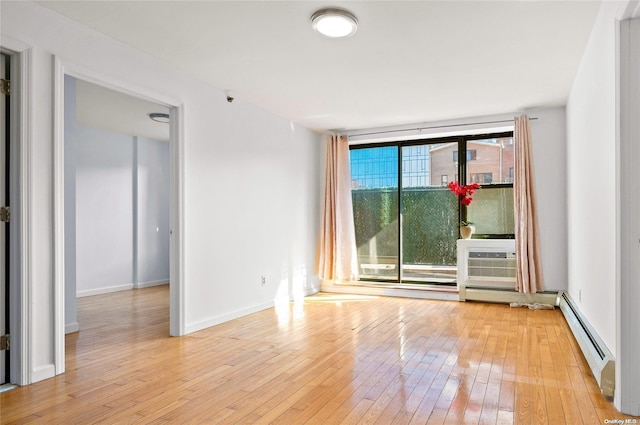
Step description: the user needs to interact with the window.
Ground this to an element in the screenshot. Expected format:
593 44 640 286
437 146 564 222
470 172 492 184
465 136 514 238
453 150 476 162
349 132 514 285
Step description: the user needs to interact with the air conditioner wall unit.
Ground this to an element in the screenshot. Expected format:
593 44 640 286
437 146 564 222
467 250 517 284
457 239 517 298
457 239 559 305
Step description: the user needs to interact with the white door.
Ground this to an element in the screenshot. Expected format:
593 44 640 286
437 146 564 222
0 52 8 385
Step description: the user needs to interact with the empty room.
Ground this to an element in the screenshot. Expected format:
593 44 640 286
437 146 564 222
1 1 639 423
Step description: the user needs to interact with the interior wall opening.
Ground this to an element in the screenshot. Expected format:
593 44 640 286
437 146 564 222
63 75 171 339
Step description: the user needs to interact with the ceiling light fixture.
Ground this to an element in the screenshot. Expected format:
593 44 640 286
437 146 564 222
149 112 170 123
311 8 358 38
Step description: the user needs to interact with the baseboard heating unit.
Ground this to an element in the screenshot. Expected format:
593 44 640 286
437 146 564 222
559 292 615 398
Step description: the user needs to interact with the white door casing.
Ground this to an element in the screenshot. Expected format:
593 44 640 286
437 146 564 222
617 16 640 416
0 53 7 385
52 57 186 375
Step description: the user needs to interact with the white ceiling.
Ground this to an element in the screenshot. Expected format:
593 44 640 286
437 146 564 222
41 1 602 133
75 78 170 142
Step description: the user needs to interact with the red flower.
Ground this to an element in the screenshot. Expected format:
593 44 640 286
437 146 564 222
448 181 464 196
449 181 480 206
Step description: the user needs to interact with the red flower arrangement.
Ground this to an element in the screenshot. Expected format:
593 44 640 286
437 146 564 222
448 181 480 206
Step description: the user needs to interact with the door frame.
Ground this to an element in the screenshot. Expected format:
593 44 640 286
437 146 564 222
617 16 640 415
1 52 8 385
0 38 32 386
52 57 185 374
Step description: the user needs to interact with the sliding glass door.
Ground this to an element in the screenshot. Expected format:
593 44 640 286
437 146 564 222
401 143 458 283
350 146 399 281
350 132 515 285
350 141 459 284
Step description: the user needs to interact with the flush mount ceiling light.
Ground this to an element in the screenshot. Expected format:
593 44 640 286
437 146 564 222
311 8 358 38
149 113 170 123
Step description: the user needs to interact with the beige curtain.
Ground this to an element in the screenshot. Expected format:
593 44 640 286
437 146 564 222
319 134 359 282
514 115 545 293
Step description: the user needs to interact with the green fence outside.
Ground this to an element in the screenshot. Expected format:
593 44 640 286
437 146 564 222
352 187 458 267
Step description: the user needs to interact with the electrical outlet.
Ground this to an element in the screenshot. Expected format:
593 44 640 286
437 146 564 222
261 275 266 286
579 289 582 302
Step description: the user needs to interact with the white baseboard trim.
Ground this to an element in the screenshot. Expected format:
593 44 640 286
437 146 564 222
304 284 320 296
184 300 275 335
320 279 459 301
559 292 615 398
32 364 56 383
76 284 134 298
461 288 561 305
135 279 169 289
65 322 79 334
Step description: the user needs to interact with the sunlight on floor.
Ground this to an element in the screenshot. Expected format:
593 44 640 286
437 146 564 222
274 290 378 327
304 293 379 304
274 266 310 327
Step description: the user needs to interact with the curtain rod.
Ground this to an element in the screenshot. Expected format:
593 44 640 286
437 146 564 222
347 117 538 138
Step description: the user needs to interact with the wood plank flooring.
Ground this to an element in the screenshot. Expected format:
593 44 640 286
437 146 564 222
1 286 636 424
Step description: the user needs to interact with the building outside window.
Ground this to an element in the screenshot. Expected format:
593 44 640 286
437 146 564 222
470 172 493 184
453 149 477 162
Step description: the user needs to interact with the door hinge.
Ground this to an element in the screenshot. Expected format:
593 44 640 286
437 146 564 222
0 335 9 351
0 78 9 95
0 206 9 223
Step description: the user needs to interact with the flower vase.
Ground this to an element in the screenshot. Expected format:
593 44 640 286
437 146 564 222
460 224 475 240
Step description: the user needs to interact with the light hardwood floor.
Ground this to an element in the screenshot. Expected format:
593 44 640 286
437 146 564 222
1 286 636 424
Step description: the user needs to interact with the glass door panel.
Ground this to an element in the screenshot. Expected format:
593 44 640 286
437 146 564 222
401 143 458 283
350 147 399 281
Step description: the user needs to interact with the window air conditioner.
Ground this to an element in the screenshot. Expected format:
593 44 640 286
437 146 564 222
457 239 517 300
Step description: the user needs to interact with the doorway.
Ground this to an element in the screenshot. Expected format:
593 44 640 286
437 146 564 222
1 52 9 385
64 75 171 337
349 142 460 284
53 58 185 376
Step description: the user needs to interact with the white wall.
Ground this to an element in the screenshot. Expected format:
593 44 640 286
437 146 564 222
566 1 620 356
2 1 322 383
75 122 135 295
182 105 322 332
528 107 567 292
73 130 171 296
567 2 640 413
136 136 170 286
